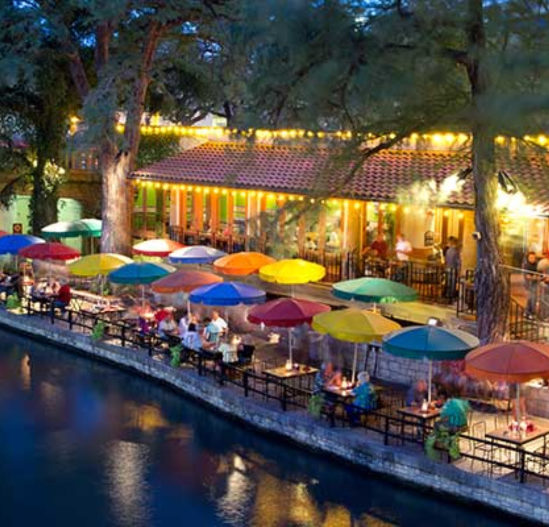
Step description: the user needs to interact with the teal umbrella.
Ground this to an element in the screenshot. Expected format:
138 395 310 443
332 277 418 303
41 218 102 239
108 262 174 306
383 325 479 403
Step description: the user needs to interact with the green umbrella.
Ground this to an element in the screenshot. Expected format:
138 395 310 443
41 218 102 239
383 325 479 403
332 277 418 303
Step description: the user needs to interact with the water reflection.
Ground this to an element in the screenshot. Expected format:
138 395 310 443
0 331 522 527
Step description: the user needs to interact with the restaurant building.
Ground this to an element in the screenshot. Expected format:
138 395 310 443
130 128 549 284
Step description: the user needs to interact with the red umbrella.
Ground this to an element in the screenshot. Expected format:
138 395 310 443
248 298 330 327
133 239 184 258
0 231 7 238
248 298 330 363
465 340 549 421
19 242 80 261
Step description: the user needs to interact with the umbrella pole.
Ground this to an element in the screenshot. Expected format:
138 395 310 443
288 327 293 363
141 284 145 308
428 360 433 404
516 382 521 421
352 343 358 384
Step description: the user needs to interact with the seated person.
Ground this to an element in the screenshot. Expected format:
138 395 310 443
50 279 60 295
158 312 178 339
326 364 343 388
203 318 222 345
154 304 170 324
52 281 71 310
0 272 19 294
138 316 152 336
178 314 189 339
218 334 240 363
406 379 429 407
183 322 203 351
351 372 377 410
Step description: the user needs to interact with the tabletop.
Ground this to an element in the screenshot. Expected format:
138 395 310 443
398 406 441 421
264 364 318 380
486 425 549 447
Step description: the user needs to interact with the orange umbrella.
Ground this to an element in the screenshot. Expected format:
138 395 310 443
465 341 549 383
213 251 276 276
151 269 222 294
465 340 549 421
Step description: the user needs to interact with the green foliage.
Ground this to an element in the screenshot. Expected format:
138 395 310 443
136 135 180 169
170 344 182 367
425 422 464 462
91 321 105 341
5 293 20 310
308 393 324 418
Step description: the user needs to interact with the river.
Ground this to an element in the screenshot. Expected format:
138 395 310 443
0 330 521 526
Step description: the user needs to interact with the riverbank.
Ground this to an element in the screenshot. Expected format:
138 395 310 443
1 309 547 525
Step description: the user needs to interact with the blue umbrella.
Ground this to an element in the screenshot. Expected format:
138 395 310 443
383 325 479 403
168 245 226 265
108 262 174 285
0 234 44 255
189 281 266 306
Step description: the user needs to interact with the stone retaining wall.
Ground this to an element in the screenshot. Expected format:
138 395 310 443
1 311 548 525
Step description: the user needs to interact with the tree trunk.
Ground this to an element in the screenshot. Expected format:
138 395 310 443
30 164 58 235
468 0 509 343
99 141 132 254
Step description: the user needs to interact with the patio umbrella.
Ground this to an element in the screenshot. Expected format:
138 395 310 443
151 269 222 294
259 258 325 285
41 218 102 239
189 281 266 306
213 251 276 276
0 234 44 255
68 253 133 277
465 341 549 421
248 298 330 363
133 238 184 258
109 262 174 306
168 245 226 265
332 277 418 304
19 242 80 261
0 231 7 237
383 325 480 403
312 308 401 382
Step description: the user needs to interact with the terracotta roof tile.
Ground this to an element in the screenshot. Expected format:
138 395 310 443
132 141 549 211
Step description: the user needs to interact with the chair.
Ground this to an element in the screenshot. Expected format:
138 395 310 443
528 444 549 486
470 421 509 476
237 344 255 366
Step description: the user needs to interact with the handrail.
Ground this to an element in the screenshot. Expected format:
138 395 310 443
7 294 549 485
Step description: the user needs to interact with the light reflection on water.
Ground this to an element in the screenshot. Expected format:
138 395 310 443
0 332 521 527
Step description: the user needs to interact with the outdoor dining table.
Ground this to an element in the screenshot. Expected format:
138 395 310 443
264 364 318 390
397 406 441 442
485 423 549 481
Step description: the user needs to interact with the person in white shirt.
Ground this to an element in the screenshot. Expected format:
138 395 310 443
395 234 412 261
183 322 203 350
211 310 228 333
178 313 189 339
158 313 177 338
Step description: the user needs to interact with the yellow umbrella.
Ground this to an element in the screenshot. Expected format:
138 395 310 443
68 253 133 277
259 258 325 285
312 308 401 382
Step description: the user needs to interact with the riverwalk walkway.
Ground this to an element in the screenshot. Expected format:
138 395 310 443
0 304 548 524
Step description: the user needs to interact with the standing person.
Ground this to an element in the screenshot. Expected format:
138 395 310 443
367 233 389 260
444 236 461 301
211 310 228 334
523 251 539 318
395 233 412 261
178 311 189 339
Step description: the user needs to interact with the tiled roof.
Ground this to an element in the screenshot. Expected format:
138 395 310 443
132 141 549 210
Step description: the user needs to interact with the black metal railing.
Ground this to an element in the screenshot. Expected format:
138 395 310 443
8 295 549 487
299 249 358 282
363 259 459 304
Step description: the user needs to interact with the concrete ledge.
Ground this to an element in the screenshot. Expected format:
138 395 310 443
1 310 548 525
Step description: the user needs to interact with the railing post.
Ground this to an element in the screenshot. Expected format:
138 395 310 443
198 353 203 376
243 369 249 397
384 415 390 445
121 325 126 347
281 384 287 411
519 450 526 483
50 303 55 325
147 335 153 357
68 310 73 330
218 362 225 386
